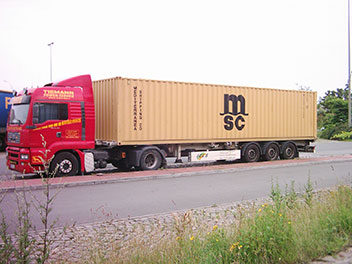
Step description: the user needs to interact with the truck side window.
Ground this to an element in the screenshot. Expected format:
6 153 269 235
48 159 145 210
33 103 68 124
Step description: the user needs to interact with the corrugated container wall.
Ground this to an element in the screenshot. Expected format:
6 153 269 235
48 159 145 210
92 78 317 145
0 90 13 129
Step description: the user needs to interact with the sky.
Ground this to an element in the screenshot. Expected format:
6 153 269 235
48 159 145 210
0 0 349 100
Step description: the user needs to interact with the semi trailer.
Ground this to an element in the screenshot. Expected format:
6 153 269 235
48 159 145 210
6 75 317 176
0 90 13 151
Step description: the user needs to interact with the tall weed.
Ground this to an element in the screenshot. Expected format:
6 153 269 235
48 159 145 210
0 135 59 263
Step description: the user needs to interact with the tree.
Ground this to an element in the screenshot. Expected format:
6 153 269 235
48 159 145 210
318 86 350 139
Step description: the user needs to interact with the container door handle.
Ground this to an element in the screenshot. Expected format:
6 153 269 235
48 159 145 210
56 132 62 138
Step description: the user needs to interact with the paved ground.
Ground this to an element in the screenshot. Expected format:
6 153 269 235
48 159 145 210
1 154 351 191
311 247 352 264
1 139 352 181
1 155 351 234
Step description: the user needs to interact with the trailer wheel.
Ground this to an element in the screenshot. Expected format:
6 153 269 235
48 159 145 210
264 143 279 161
0 136 5 151
281 142 296 160
243 143 260 163
140 149 162 170
51 152 79 176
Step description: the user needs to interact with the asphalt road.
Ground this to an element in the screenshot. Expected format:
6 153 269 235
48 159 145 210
1 140 352 234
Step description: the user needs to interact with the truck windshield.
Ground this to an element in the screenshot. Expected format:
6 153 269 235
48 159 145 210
9 104 30 125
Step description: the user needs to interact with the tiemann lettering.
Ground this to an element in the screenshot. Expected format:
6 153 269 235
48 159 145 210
220 94 248 131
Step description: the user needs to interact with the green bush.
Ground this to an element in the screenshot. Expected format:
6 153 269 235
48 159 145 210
331 131 352 141
319 123 351 139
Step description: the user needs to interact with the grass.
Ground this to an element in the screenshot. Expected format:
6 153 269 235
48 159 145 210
78 181 352 264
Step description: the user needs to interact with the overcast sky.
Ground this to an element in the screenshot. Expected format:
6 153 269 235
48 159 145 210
0 0 349 99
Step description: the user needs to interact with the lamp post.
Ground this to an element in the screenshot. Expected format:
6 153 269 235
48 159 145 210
348 0 351 127
3 80 14 91
48 42 54 82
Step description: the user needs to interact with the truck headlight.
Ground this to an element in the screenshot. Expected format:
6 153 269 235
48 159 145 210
20 154 29 160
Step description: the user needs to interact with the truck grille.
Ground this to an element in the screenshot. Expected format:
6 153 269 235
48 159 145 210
10 153 19 158
8 131 20 144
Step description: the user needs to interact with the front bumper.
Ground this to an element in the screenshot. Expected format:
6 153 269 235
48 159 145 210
6 147 43 174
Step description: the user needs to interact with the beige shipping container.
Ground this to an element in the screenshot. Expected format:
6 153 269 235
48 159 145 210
92 77 317 146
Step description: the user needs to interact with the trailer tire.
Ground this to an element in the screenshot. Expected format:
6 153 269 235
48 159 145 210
263 142 279 161
0 136 5 151
281 142 296 160
140 149 162 170
243 143 260 163
51 152 79 176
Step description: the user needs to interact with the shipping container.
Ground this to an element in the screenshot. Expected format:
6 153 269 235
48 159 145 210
93 78 317 145
0 90 13 150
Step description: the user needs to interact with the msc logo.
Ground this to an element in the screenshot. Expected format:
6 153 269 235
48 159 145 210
220 94 248 131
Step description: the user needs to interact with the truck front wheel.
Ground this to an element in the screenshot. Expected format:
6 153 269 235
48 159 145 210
51 152 79 176
140 149 162 170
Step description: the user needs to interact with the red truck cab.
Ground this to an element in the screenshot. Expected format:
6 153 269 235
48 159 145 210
7 75 95 175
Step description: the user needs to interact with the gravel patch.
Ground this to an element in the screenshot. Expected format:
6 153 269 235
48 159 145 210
311 247 352 264
24 197 268 263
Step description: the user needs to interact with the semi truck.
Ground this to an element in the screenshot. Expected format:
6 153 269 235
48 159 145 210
6 75 317 176
0 90 13 151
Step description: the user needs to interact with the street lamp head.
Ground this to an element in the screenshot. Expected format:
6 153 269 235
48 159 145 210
48 42 54 81
3 80 13 90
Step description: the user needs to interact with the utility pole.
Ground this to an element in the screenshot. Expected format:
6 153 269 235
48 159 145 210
348 0 352 127
3 80 13 91
48 42 54 82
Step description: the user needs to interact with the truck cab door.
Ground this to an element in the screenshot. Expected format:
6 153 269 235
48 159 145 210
31 103 68 147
